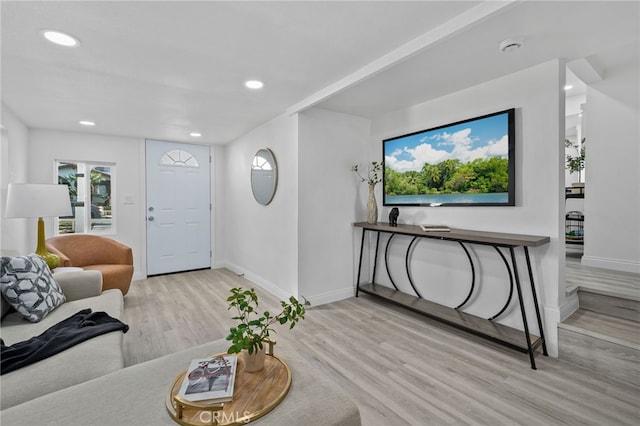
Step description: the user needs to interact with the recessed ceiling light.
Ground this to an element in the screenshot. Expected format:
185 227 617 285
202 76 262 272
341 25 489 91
564 85 573 91
245 80 264 89
42 30 81 47
189 132 202 137
79 120 95 126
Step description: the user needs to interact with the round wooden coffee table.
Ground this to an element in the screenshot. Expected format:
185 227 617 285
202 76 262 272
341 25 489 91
166 351 291 426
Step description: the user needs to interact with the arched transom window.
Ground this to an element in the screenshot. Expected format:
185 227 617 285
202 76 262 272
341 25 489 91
160 149 199 168
252 154 273 170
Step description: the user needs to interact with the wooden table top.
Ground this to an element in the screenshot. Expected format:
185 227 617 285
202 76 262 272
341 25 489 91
166 352 291 426
354 222 550 247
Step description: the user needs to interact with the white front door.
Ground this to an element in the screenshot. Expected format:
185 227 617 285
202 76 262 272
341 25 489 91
146 140 211 276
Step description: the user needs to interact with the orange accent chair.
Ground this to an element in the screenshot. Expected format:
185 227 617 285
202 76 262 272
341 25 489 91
46 235 134 295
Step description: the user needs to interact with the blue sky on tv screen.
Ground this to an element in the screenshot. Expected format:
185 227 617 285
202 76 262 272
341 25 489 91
385 112 509 172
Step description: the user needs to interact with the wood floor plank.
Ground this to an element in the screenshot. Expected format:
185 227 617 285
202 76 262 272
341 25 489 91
578 290 640 321
565 254 640 300
562 309 640 345
359 282 540 353
123 268 640 426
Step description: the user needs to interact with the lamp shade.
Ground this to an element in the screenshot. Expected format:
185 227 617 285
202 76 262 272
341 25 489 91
5 183 72 218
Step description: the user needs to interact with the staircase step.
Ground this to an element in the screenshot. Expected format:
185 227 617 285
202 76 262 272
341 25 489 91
561 309 639 346
559 309 639 388
578 288 640 322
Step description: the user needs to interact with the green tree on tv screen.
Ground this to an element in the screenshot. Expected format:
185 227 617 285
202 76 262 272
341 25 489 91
384 156 508 196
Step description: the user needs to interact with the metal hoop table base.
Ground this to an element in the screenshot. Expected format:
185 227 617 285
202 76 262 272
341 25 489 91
354 222 549 370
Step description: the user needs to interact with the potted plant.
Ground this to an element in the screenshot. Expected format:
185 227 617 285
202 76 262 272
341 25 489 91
225 287 306 372
565 138 586 183
353 161 383 224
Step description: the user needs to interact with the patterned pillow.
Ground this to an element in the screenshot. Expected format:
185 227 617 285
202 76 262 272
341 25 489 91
0 254 66 322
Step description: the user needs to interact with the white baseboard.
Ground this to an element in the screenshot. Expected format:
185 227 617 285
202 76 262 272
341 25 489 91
132 272 146 282
581 256 640 274
560 292 579 321
217 261 290 302
543 305 561 358
213 261 355 307
303 286 355 307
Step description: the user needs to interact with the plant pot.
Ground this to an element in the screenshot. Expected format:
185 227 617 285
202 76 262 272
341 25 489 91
243 346 266 373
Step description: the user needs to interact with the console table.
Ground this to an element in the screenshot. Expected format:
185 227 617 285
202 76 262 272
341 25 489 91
354 222 550 369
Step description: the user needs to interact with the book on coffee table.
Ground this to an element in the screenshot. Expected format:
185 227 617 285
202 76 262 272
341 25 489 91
177 355 237 403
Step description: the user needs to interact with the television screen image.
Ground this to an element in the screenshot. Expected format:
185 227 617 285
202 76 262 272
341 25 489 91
383 108 515 207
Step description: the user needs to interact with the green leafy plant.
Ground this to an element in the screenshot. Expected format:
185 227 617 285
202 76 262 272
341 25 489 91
565 138 586 175
225 287 306 355
352 161 383 186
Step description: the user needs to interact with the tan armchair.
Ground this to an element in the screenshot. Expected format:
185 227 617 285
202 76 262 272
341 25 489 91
46 235 134 295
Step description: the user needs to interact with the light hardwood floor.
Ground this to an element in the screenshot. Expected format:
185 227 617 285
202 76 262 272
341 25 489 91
123 268 640 426
565 253 640 300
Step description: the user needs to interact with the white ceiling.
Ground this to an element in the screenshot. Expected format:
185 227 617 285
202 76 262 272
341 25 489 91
1 1 638 145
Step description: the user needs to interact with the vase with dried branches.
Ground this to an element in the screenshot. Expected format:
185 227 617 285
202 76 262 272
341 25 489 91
353 161 382 224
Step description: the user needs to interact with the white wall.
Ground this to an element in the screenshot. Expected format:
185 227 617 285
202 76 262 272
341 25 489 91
583 60 640 273
369 60 566 356
27 129 147 280
0 103 30 255
298 108 371 305
219 108 372 306
213 144 226 269
218 114 299 300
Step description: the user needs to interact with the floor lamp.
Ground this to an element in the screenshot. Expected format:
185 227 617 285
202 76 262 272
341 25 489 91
5 183 72 270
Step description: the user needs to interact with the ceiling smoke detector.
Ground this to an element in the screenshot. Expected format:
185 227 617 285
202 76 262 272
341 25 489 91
499 37 523 53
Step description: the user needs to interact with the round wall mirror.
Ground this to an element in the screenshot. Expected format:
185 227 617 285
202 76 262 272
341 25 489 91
251 148 278 205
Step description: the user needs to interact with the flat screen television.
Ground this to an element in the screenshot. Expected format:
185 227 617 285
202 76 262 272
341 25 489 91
383 108 515 207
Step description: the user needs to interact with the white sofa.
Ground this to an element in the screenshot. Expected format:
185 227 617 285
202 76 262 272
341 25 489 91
0 270 125 410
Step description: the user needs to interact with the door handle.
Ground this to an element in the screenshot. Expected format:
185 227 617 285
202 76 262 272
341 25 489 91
148 216 155 221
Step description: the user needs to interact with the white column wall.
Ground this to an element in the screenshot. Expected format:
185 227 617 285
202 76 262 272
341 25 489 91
298 108 371 305
217 113 299 300
583 60 640 273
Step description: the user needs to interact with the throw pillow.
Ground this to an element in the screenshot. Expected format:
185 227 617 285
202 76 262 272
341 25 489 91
0 294 14 320
0 254 66 322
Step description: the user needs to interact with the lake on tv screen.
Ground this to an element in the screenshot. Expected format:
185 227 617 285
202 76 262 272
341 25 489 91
385 192 508 205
